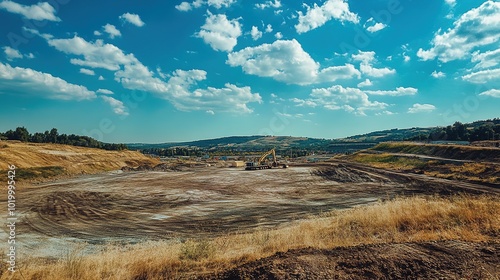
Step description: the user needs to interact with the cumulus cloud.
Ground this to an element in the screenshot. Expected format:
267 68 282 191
462 68 500 84
417 1 500 63
431 70 446 78
352 50 395 77
445 0 456 7
265 24 273 33
0 1 60 21
275 32 283 39
196 12 241 52
364 18 387 33
3 46 22 61
408 103 436 114
365 87 417 96
103 24 121 39
97 89 113 95
79 68 95 76
227 39 360 85
479 89 500 98
39 33 261 113
250 26 262 40
256 0 281 9
309 85 388 116
471 49 500 70
175 0 235 11
295 0 359 34
0 62 95 100
101 96 128 116
119 13 145 27
357 79 372 88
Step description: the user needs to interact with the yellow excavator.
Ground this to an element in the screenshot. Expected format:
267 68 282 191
245 148 288 170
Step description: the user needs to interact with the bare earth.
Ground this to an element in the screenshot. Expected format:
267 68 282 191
203 240 499 280
8 162 498 261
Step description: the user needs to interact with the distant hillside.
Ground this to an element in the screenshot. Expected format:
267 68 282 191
343 127 433 142
128 118 500 155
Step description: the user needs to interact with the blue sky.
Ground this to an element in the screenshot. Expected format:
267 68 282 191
0 0 499 143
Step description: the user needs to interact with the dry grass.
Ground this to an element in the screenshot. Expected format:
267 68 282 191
348 152 500 184
347 152 427 170
0 141 159 184
2 195 498 280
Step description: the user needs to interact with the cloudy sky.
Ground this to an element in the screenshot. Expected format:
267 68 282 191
0 0 499 143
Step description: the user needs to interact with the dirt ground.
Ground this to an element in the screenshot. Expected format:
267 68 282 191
7 162 498 259
203 240 500 280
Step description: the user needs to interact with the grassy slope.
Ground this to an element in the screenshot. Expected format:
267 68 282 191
2 195 498 279
0 141 160 183
345 142 500 184
373 142 500 162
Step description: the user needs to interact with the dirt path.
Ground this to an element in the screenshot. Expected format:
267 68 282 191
203 240 500 279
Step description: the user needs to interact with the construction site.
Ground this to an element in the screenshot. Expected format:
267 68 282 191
1 142 499 279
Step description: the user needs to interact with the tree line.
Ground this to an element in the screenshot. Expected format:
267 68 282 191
0 127 127 151
408 120 500 142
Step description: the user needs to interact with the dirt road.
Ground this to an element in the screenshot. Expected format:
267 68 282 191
204 240 499 279
6 162 499 258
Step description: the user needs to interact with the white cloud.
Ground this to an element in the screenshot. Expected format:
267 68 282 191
41 33 261 113
295 0 359 34
290 97 317 107
206 110 215 115
103 24 121 39
0 1 60 21
0 62 95 100
408 103 436 114
196 12 241 52
98 75 105 80
403 55 411 62
431 70 446 78
367 23 387 33
364 18 387 33
479 89 500 98
250 26 262 40
275 32 283 39
352 51 395 77
176 0 235 11
227 39 361 85
309 85 388 116
119 13 145 27
175 2 193 11
365 87 418 96
462 68 500 84
48 36 135 71
97 89 113 95
360 64 395 77
471 49 500 70
79 68 95 76
417 1 500 63
207 0 236 9
94 30 102 36
3 46 22 61
265 24 273 33
357 79 372 88
101 96 128 116
256 0 281 9
445 0 456 7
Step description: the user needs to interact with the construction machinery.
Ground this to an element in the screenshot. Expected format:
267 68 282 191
245 148 288 170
